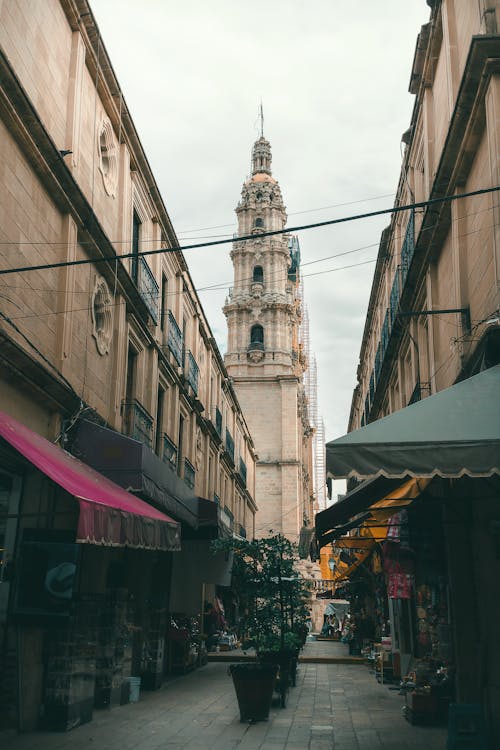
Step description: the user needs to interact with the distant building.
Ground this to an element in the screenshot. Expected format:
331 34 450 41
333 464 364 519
223 135 314 541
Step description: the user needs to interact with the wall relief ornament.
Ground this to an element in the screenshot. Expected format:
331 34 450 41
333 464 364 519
248 349 264 363
91 276 113 355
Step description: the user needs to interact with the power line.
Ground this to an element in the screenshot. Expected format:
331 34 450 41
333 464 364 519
174 191 396 235
2 213 498 323
1 185 499 278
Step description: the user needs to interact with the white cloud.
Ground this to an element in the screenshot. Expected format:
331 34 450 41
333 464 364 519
91 0 430 446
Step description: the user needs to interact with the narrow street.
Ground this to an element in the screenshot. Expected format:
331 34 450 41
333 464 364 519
2 640 447 750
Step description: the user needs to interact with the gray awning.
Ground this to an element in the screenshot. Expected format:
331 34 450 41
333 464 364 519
327 364 500 480
315 476 407 544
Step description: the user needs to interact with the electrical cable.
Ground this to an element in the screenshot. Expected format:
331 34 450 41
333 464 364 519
174 191 397 236
2 213 498 326
1 184 499 278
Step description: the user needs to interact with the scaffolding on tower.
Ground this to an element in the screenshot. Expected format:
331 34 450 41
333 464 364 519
299 281 327 514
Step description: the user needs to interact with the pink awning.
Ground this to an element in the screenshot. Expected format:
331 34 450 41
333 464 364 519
0 411 180 551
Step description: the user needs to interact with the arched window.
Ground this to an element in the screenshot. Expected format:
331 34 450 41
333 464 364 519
254 217 264 228
250 324 264 346
253 266 263 283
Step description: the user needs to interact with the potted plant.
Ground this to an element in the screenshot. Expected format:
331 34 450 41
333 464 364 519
212 534 310 716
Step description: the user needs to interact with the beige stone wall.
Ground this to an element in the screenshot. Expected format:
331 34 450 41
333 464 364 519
350 6 500 429
0 0 72 150
0 0 256 536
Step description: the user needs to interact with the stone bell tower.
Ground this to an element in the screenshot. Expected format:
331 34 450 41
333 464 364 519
223 132 313 542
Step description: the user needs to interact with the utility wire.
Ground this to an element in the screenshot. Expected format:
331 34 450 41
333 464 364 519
2 214 498 324
1 185 499 278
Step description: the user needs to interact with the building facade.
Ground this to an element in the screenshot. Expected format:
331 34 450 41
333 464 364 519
0 0 256 731
341 0 500 739
223 135 314 541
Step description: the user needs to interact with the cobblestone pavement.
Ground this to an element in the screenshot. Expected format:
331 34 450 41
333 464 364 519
2 640 448 750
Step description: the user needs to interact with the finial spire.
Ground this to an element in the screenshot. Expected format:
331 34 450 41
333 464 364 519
259 101 264 138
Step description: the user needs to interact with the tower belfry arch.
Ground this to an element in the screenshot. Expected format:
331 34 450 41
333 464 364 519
223 132 314 542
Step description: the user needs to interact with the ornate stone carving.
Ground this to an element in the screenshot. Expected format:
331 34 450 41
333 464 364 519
248 349 264 363
91 275 113 355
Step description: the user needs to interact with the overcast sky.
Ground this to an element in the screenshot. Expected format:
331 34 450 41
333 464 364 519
91 0 430 460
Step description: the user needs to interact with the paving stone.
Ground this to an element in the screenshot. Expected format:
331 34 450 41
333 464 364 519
0 640 448 750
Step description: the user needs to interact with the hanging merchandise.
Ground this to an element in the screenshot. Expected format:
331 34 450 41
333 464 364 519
387 571 413 599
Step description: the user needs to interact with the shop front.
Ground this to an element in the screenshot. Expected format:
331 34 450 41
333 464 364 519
0 411 180 732
71 419 237 675
320 365 500 741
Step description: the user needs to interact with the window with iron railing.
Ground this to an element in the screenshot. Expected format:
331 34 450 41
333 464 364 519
238 457 247 487
122 399 153 448
389 270 401 327
222 505 234 530
183 458 195 489
162 434 177 468
167 310 183 366
238 525 247 539
400 211 415 287
374 343 382 382
187 351 199 395
136 256 159 323
408 380 421 405
225 429 235 463
213 492 220 505
214 407 222 437
369 373 375 405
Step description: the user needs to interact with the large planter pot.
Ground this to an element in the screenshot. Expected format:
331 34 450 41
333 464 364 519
229 663 278 722
258 649 296 707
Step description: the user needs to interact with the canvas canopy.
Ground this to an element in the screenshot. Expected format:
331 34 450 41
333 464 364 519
0 411 180 551
327 364 500 480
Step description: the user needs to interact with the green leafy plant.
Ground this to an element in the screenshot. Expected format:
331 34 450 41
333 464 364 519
212 533 311 654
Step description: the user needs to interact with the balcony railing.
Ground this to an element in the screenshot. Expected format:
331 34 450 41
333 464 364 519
183 458 195 489
225 428 235 463
137 256 159 324
408 380 421 405
187 351 199 395
122 399 153 448
362 211 414 422
221 505 234 530
238 457 247 487
214 407 222 437
312 579 336 594
400 210 415 287
167 310 183 366
162 434 177 468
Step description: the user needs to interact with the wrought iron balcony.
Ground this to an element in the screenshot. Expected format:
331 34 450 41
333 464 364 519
225 428 235 463
183 458 195 489
400 210 415 287
362 211 417 424
162 434 177 469
238 457 247 487
221 505 234 530
121 399 153 448
167 310 183 366
408 380 421 405
214 407 222 437
187 351 199 395
135 256 159 324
